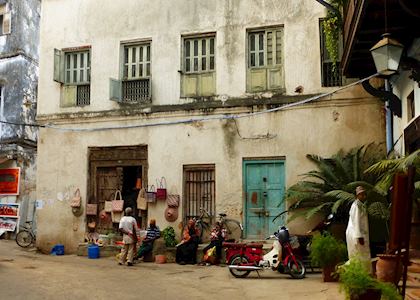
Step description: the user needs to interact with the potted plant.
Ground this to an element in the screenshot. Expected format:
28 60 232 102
310 233 347 281
162 226 178 248
337 259 402 300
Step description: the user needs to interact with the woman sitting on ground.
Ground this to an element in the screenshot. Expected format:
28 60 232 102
176 219 199 265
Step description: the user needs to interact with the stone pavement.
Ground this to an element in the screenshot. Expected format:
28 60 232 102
0 240 344 300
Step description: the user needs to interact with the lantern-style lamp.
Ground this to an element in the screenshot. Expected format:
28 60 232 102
370 33 404 76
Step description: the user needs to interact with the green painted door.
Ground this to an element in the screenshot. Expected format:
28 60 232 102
244 160 285 239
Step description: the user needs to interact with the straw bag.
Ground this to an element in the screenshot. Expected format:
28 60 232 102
166 195 180 208
111 190 124 212
156 177 167 200
70 188 81 208
146 185 156 203
86 203 98 216
104 201 112 212
137 188 147 210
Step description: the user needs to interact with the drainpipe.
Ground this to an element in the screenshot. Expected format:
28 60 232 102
314 0 340 15
385 79 393 154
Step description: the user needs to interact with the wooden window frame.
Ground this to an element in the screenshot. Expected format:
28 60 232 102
183 164 216 222
247 27 283 69
407 91 415 122
183 35 215 75
123 43 151 80
64 50 91 85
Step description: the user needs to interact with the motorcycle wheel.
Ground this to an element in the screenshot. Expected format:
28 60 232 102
228 254 251 278
287 258 306 279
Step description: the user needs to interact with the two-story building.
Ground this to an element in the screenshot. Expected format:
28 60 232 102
36 0 385 253
0 0 40 237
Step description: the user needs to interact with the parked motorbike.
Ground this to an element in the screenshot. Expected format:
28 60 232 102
224 226 306 279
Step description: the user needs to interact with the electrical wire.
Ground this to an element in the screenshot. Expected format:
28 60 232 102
1 73 378 132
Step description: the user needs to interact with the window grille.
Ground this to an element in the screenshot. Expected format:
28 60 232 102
183 165 215 221
76 84 90 106
122 79 151 104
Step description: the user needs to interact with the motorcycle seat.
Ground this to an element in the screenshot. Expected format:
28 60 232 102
222 242 264 249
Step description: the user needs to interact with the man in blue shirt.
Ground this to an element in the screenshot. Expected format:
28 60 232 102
136 219 160 260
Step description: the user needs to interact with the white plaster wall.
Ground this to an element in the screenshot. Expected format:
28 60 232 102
38 0 327 115
36 89 385 253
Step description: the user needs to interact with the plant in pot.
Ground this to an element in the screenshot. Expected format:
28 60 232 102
162 226 178 248
337 259 401 300
310 233 347 281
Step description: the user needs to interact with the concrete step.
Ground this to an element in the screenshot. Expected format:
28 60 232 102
408 271 420 284
409 258 420 273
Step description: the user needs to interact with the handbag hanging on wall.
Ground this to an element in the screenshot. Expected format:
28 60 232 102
166 194 180 208
156 177 167 200
146 185 156 203
86 203 98 216
70 188 82 208
111 190 124 212
137 188 147 210
104 201 112 213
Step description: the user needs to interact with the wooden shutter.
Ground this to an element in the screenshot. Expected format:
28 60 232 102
53 49 64 83
109 78 122 102
199 72 215 96
2 4 11 35
182 74 198 97
60 85 76 107
248 69 267 92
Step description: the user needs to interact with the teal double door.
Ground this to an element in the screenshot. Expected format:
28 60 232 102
243 160 285 239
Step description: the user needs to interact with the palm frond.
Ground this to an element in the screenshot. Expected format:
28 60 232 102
364 159 399 176
368 201 390 220
305 202 333 220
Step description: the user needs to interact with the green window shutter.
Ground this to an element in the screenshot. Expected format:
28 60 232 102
247 68 267 92
2 11 11 34
182 74 198 97
109 78 122 102
267 68 284 90
60 85 76 107
199 72 215 96
53 49 64 83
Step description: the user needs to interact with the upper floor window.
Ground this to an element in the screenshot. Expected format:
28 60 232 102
110 41 152 104
54 47 91 107
407 91 415 122
181 34 216 97
0 4 11 35
247 27 284 93
319 19 343 87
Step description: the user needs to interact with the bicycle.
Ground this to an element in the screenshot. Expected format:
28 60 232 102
16 221 36 248
184 207 244 243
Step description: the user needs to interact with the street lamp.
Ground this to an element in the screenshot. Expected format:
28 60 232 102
370 33 404 154
370 33 404 76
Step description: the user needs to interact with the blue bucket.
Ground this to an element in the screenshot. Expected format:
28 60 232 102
88 245 100 259
50 244 65 256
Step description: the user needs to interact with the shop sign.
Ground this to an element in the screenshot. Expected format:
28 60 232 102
0 168 20 195
0 217 18 232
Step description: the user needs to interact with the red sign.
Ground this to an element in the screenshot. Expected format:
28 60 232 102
0 168 20 195
0 204 19 218
0 217 18 232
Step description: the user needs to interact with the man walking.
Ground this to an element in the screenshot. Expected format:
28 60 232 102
346 186 371 272
136 219 160 260
118 207 138 266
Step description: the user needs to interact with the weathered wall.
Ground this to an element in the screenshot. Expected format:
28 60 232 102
391 38 420 155
38 0 329 115
0 0 40 57
36 87 385 253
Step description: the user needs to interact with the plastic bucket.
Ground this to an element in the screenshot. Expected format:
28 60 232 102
88 245 100 259
51 244 65 255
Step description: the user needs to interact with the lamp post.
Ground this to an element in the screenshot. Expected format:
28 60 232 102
370 34 404 154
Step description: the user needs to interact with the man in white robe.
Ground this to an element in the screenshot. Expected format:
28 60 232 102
346 186 371 272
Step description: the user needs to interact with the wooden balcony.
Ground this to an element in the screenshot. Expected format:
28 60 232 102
341 0 420 78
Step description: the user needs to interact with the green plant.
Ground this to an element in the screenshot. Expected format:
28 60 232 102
337 259 401 300
284 143 386 222
310 233 347 267
162 226 178 247
321 0 345 71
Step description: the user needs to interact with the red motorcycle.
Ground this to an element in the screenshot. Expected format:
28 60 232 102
224 226 306 279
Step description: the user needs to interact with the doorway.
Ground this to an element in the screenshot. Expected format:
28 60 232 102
243 159 285 240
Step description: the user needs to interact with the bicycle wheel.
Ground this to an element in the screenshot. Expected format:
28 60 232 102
228 254 251 278
16 230 33 248
287 258 306 279
222 219 243 242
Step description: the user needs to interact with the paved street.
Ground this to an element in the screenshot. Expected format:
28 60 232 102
0 240 343 300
